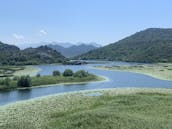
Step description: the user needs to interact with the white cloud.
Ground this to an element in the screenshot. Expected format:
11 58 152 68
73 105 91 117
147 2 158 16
39 29 47 36
12 33 25 40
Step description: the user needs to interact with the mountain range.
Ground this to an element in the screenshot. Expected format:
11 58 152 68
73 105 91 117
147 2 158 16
75 28 172 63
48 43 100 57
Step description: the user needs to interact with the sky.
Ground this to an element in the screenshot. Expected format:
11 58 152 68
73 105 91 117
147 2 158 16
0 0 172 47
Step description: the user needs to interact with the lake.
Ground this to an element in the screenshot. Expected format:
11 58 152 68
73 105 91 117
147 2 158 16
0 61 172 105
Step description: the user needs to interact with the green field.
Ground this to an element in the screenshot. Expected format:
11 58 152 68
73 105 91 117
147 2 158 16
94 63 172 80
0 88 171 129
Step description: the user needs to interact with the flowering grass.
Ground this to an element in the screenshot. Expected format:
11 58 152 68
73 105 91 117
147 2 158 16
95 63 172 80
0 88 172 129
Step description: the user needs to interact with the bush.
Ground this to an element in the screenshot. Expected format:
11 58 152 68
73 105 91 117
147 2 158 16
4 78 11 86
74 70 89 78
13 76 19 81
17 75 31 87
36 73 41 77
0 78 11 86
63 69 73 76
53 70 61 76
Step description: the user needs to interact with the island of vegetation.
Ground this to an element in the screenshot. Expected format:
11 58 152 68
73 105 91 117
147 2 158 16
0 69 104 90
0 88 172 129
94 63 172 80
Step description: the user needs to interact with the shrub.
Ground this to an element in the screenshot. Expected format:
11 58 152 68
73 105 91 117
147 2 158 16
63 69 73 76
13 76 19 81
74 70 89 78
53 70 61 76
4 78 11 86
36 73 41 77
17 75 31 87
0 78 11 86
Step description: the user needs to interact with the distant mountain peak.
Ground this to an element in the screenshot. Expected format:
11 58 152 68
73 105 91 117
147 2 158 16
47 42 100 57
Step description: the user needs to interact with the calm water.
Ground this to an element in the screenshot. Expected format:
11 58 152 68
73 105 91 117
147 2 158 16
0 61 172 106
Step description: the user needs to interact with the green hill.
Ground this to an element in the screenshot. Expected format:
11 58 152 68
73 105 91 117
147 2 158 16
76 28 172 63
0 42 67 65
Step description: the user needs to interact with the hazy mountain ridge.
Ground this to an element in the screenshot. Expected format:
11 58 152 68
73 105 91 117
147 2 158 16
75 28 172 63
48 43 100 57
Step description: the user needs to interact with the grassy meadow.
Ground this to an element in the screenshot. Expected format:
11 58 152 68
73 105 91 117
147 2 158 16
95 63 172 80
0 88 172 129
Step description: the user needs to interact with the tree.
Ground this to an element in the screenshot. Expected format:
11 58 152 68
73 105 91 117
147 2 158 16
74 70 88 78
17 75 31 87
63 69 73 76
13 76 19 81
36 73 41 77
4 78 11 86
53 70 61 76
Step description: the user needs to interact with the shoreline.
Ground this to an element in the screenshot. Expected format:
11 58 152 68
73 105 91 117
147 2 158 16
17 75 107 90
94 66 172 81
1 87 172 107
13 65 41 77
1 88 172 129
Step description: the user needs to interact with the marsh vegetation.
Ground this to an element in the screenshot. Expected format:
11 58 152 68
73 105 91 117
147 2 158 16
95 63 172 80
0 88 172 129
0 69 102 90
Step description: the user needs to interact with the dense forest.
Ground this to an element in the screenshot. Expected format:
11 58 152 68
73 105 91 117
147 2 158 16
76 28 172 63
0 42 67 65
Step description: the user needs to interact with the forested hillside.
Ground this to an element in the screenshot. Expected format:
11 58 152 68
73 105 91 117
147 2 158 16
76 28 172 63
0 42 67 65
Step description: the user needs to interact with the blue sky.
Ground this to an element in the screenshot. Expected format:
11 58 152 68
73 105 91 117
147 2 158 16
0 0 172 47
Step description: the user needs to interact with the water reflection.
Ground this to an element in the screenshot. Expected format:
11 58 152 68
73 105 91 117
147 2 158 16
17 89 32 100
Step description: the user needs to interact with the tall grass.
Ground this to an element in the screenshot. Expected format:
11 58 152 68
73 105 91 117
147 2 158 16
0 88 172 129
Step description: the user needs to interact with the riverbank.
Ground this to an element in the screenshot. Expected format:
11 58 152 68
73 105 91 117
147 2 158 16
94 63 172 80
0 74 104 91
0 65 40 78
0 88 172 129
13 66 41 77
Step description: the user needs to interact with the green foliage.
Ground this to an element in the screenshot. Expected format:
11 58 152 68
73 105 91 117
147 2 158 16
0 78 10 86
13 76 19 81
63 69 73 76
3 78 10 86
17 75 32 87
0 42 67 65
52 70 61 76
76 28 172 63
74 70 88 78
0 69 100 90
36 73 41 77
